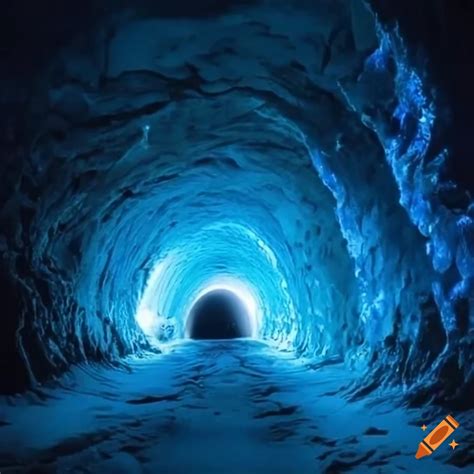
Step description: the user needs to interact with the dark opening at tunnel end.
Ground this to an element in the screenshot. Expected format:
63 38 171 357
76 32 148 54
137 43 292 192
186 289 252 340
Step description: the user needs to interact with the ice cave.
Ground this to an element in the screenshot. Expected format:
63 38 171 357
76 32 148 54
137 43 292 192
0 0 473 472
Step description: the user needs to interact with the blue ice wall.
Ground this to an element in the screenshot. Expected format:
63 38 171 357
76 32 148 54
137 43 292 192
338 16 473 401
1 4 366 385
72 101 357 358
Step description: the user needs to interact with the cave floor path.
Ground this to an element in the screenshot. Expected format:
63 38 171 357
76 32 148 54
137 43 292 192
0 340 467 473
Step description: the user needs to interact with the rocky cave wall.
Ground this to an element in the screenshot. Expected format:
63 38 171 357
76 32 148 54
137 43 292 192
0 0 472 408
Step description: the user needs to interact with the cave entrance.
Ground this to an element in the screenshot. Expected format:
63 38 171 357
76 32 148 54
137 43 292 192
186 289 252 339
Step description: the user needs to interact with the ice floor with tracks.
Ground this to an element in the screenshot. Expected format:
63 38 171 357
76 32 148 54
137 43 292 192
0 340 472 473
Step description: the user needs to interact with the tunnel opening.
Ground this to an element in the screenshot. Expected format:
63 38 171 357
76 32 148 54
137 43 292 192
186 289 253 340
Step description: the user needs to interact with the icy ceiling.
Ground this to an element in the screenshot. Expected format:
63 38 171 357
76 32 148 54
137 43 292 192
0 0 472 408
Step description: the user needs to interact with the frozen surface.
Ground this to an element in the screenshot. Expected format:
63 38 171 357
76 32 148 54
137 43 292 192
1 340 471 473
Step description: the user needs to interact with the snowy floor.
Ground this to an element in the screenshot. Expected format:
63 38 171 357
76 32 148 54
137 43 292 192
0 340 472 473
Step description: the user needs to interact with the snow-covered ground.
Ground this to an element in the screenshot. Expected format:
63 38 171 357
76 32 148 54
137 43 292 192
0 340 471 473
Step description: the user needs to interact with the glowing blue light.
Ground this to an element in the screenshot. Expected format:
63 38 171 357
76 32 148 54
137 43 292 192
136 306 160 335
133 220 298 347
365 31 390 72
142 124 150 147
135 259 171 340
457 215 473 228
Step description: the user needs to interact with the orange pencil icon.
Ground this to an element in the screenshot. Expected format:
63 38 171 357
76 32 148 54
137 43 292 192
415 414 460 459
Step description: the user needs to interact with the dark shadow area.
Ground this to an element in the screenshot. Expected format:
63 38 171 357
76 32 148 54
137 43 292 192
187 289 252 339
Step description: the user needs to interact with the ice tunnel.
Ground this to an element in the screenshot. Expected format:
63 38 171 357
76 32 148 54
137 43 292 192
1 0 473 472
